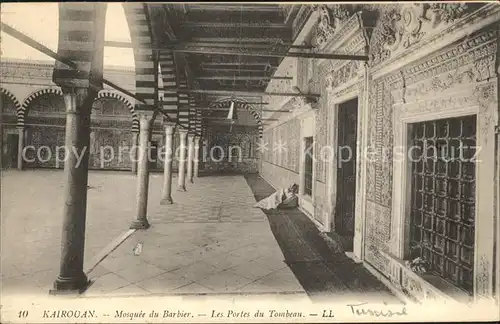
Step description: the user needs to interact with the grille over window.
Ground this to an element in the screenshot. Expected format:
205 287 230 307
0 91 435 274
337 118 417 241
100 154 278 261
409 115 476 294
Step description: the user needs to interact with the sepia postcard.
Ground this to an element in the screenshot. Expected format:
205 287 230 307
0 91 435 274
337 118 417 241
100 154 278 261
0 1 499 323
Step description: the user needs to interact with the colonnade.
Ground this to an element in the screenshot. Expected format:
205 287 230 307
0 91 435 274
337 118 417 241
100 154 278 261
130 114 203 229
49 105 203 293
17 2 207 295
159 124 201 205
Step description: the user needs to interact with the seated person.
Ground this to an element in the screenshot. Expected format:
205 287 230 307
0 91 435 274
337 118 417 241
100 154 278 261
253 183 299 210
280 183 299 208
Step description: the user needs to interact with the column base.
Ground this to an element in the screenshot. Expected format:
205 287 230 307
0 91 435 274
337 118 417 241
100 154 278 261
160 197 173 205
50 272 90 295
129 219 150 230
177 185 186 192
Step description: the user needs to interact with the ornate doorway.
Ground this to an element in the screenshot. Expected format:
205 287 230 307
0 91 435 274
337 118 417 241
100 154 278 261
335 97 358 251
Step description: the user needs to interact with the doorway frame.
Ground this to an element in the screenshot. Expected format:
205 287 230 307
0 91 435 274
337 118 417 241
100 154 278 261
325 87 367 261
298 109 316 219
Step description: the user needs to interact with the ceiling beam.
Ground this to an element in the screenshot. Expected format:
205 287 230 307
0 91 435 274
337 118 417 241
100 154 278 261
180 21 289 29
197 76 291 81
104 40 309 51
202 67 265 72
104 41 311 53
181 40 311 50
203 117 279 122
161 103 270 109
200 108 291 113
201 62 275 67
170 45 369 61
178 89 320 98
187 4 282 12
188 37 290 44
161 4 178 41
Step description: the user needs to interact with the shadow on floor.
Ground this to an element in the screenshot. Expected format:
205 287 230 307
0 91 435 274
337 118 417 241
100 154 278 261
244 174 400 303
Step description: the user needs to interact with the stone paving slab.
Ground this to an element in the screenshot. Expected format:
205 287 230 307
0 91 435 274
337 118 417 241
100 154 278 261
84 175 306 297
0 170 165 297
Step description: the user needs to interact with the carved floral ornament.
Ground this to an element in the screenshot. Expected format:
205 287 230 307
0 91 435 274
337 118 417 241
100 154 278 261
369 3 484 65
325 60 362 90
311 5 352 49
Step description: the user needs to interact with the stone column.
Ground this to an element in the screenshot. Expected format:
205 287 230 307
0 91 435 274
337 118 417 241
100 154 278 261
131 130 139 174
193 136 201 178
186 134 195 184
177 129 188 191
160 123 175 204
52 88 94 293
16 126 25 170
130 113 153 229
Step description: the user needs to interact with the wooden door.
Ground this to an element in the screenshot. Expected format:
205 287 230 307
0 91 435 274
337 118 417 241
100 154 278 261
335 98 358 249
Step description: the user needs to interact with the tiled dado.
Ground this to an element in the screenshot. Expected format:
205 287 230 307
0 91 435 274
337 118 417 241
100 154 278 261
380 251 462 305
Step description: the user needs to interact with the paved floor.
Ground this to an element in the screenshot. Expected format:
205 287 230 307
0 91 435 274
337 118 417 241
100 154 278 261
1 169 155 296
1 169 400 304
84 175 305 297
0 170 305 299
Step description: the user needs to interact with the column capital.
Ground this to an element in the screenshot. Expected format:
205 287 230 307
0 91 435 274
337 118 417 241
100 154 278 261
187 133 195 141
178 128 189 135
164 123 176 135
62 88 96 115
137 110 155 120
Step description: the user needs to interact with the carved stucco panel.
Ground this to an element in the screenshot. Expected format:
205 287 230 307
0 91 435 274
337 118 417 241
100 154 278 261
473 81 497 146
314 76 328 184
326 60 363 90
369 3 486 67
476 255 491 298
401 268 425 300
364 76 394 208
366 82 378 202
365 200 392 273
354 80 365 234
311 5 352 50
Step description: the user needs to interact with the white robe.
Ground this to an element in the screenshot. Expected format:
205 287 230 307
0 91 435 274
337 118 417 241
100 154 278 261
253 189 297 210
